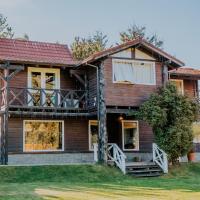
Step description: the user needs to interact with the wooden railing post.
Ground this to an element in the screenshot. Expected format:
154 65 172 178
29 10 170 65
93 143 98 162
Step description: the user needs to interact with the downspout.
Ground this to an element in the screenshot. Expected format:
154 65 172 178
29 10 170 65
87 63 100 161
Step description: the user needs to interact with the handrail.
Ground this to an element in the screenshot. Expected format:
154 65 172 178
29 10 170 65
0 87 87 110
152 143 168 173
107 143 126 174
93 143 126 174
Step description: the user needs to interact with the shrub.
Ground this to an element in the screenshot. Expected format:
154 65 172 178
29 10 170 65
137 83 199 164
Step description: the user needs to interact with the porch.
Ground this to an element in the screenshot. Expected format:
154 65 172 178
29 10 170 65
91 113 168 176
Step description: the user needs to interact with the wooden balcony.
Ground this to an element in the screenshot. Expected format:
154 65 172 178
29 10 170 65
0 87 92 117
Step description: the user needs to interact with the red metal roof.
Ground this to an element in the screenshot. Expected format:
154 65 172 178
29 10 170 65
0 38 75 66
78 38 184 67
169 67 200 77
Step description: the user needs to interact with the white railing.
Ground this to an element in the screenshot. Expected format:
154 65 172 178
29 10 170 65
107 143 127 174
93 143 98 162
152 143 168 173
93 143 126 174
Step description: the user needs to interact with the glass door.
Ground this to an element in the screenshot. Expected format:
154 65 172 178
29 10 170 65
28 67 60 107
122 120 139 151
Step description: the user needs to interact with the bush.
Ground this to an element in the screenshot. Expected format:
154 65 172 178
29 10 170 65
137 83 199 164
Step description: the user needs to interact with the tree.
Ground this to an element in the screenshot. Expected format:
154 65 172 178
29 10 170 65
0 13 14 38
120 24 163 48
71 31 108 60
137 83 199 164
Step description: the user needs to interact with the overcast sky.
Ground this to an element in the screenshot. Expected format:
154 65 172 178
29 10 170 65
0 0 199 68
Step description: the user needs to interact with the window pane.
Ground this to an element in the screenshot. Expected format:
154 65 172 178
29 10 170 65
123 121 138 150
133 62 154 84
31 72 41 89
113 61 134 83
89 121 98 150
24 121 63 151
112 59 155 85
170 80 183 94
46 73 56 89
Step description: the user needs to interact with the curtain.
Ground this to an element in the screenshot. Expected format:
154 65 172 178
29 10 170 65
113 61 134 83
113 59 155 85
133 61 155 84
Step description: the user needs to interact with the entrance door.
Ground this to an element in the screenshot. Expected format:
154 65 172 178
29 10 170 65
122 120 139 151
28 67 60 107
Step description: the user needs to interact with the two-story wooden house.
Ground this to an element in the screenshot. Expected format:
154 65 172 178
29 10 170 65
0 37 199 175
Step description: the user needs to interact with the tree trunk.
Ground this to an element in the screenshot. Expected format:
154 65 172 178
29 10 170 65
98 62 107 164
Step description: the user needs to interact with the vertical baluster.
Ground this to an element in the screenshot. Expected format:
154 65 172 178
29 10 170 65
40 89 43 106
71 91 74 107
55 89 58 108
93 143 98 162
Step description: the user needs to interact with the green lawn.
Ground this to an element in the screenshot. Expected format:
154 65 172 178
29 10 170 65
0 163 200 200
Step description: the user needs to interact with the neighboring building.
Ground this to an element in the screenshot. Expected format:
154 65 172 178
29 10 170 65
169 67 200 154
0 37 199 175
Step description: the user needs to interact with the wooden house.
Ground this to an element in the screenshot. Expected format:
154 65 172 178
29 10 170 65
0 37 199 175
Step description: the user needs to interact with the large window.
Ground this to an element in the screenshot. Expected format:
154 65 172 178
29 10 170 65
28 67 60 107
23 120 64 152
122 120 139 151
112 59 156 85
170 79 184 95
88 120 98 151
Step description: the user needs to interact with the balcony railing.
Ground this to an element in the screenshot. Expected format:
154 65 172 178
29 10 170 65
0 87 88 111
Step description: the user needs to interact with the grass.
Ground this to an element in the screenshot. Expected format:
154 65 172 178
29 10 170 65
0 163 200 199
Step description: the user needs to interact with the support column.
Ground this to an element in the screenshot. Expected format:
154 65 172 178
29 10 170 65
0 62 24 165
1 68 9 164
163 64 168 87
98 62 108 163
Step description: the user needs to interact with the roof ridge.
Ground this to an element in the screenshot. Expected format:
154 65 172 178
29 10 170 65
0 37 68 47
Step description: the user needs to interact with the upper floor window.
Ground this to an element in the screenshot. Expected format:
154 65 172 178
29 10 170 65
112 59 156 85
170 79 184 95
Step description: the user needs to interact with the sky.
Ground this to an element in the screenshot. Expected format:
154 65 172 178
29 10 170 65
0 0 200 68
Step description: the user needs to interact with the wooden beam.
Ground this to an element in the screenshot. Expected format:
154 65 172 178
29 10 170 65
98 62 108 164
70 70 86 86
0 64 24 71
8 111 91 117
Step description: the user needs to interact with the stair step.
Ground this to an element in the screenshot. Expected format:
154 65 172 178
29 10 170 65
126 161 155 166
127 169 162 174
132 172 162 177
125 161 163 177
126 165 160 170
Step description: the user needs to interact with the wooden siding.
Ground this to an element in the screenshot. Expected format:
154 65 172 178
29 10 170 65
8 67 76 90
184 79 198 98
8 118 89 153
103 58 163 107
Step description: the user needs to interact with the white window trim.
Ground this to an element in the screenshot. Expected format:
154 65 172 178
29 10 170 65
27 67 60 106
170 79 184 95
122 120 139 151
88 120 98 151
112 59 156 85
27 67 60 89
23 120 64 152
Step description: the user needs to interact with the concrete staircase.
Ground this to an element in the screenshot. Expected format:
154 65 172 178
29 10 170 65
125 162 163 177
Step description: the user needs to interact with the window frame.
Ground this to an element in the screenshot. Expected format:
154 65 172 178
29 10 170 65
27 67 60 106
23 120 64 152
122 120 139 151
112 59 156 85
88 120 98 151
170 79 184 95
28 67 60 89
